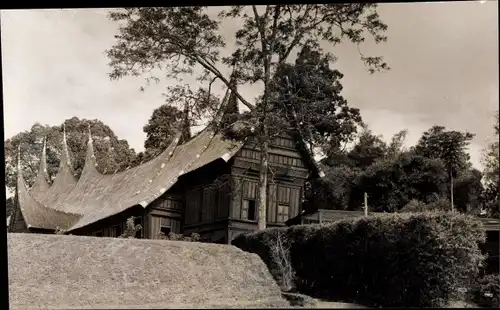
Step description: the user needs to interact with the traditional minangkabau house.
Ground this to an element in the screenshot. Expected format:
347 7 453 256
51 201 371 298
8 85 324 244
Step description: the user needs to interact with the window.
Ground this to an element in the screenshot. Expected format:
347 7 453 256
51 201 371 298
277 186 291 223
277 205 290 223
242 180 258 221
242 199 257 221
134 217 142 239
160 226 171 236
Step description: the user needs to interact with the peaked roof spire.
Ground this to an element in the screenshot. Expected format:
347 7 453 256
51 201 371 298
61 123 71 167
9 146 25 233
220 71 240 128
179 102 192 144
29 137 51 199
81 123 98 176
16 145 21 173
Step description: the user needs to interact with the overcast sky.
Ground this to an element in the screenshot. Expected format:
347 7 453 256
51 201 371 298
1 2 498 171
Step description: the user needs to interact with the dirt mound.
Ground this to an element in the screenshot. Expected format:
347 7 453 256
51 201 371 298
8 233 287 309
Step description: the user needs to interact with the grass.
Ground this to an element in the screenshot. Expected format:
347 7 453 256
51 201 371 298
7 233 288 309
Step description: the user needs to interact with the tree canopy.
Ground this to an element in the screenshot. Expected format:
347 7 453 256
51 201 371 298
4 117 137 193
348 152 448 212
106 5 390 230
482 113 499 217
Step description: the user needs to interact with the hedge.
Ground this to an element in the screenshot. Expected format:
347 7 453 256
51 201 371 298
468 274 500 308
232 212 486 307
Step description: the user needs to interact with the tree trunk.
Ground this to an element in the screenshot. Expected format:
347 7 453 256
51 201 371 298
450 170 454 212
258 139 269 230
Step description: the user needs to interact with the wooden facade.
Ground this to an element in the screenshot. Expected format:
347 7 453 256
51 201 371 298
76 134 311 244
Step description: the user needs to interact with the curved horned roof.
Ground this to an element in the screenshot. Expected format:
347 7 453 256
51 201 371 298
16 83 323 233
16 86 244 232
15 147 82 231
29 137 51 201
34 125 78 208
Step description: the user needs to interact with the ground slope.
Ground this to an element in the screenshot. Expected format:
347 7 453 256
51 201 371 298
7 233 288 309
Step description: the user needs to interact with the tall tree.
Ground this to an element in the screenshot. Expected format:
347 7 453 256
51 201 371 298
386 129 408 159
347 124 388 169
349 152 448 212
267 46 362 156
413 126 475 212
4 117 137 193
453 168 484 214
142 105 185 161
107 5 389 230
482 112 499 217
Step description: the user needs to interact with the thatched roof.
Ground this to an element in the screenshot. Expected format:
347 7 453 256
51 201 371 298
8 233 288 309
13 149 82 231
33 126 78 207
29 137 51 201
15 85 323 233
14 87 244 233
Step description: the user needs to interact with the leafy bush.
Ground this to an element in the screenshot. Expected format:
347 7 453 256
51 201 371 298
153 231 201 242
468 274 500 308
119 217 142 238
399 198 451 213
233 212 486 307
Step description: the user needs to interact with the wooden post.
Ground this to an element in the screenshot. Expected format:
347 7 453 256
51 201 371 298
364 192 368 216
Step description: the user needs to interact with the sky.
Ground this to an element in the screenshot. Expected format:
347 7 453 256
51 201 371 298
1 2 498 173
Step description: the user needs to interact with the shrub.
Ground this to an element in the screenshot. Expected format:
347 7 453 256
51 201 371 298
468 274 500 308
119 217 142 238
233 227 290 289
153 231 201 242
233 212 486 307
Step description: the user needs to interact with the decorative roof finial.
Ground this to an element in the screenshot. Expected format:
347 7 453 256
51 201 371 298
17 144 21 171
41 136 48 173
87 123 92 143
61 123 71 166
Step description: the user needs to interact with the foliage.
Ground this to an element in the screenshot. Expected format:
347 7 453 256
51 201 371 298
414 126 475 178
233 212 486 307
267 46 362 156
482 113 499 218
6 197 14 217
119 217 142 239
141 104 185 162
135 85 224 165
154 231 201 242
54 228 66 235
348 152 448 212
385 129 409 159
467 274 500 308
347 124 388 169
305 164 360 211
399 197 451 213
106 5 389 230
4 117 137 193
453 168 484 214
269 230 295 291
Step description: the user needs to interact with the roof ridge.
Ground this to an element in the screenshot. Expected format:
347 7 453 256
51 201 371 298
29 137 51 199
15 147 82 231
80 123 99 178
